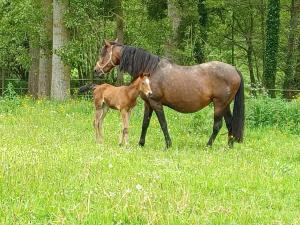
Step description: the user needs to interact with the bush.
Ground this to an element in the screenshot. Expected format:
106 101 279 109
247 97 300 135
191 97 300 135
0 83 21 113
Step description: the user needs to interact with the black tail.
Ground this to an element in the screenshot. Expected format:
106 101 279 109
78 83 97 93
232 70 245 143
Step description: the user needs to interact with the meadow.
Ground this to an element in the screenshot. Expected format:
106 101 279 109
0 96 300 224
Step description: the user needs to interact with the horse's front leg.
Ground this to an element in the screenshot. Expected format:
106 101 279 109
119 109 129 146
94 108 103 144
139 102 153 147
150 101 172 149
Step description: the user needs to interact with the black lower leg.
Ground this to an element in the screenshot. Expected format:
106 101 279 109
224 108 234 147
138 104 153 146
207 115 223 146
155 109 172 149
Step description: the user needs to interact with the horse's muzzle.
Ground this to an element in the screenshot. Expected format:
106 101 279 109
94 70 104 77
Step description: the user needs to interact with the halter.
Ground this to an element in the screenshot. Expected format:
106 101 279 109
96 46 117 74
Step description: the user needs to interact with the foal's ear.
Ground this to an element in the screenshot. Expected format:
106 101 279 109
114 38 119 43
139 73 150 79
104 39 111 47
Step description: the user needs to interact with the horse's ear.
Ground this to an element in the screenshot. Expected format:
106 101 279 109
104 39 111 47
114 38 119 43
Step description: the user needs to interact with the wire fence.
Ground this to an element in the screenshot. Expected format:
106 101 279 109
1 77 300 97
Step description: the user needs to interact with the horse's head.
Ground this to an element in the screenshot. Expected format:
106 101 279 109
94 39 121 77
139 74 152 98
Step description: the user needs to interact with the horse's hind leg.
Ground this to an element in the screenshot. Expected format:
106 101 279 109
207 100 225 146
224 106 234 147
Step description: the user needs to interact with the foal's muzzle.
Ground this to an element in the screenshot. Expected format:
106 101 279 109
147 92 153 98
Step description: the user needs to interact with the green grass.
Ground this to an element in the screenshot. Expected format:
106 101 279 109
0 97 299 225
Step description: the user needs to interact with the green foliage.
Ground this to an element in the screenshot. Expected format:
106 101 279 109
145 0 168 20
191 97 300 136
0 0 43 69
1 0 300 95
247 97 300 135
0 83 21 113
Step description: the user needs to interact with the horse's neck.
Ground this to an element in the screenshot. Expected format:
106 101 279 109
126 79 140 100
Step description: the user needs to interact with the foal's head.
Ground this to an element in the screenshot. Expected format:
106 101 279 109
138 75 152 98
94 39 121 76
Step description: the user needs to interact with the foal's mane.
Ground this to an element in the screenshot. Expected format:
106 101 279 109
119 45 160 79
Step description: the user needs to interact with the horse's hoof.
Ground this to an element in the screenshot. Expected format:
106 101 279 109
138 141 145 147
228 139 234 148
206 143 212 148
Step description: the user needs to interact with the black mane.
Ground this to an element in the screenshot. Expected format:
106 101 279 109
119 45 160 79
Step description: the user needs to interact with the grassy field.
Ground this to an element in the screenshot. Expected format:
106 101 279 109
0 97 299 224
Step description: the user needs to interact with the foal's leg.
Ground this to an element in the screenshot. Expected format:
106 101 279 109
150 101 172 149
119 109 129 146
223 106 234 147
94 108 103 143
138 102 153 147
98 105 109 142
207 100 225 146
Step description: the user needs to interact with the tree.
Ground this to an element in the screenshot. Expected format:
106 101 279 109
51 0 70 100
282 0 300 99
38 0 52 98
263 0 280 97
194 0 208 63
28 41 39 98
115 0 125 85
165 0 182 62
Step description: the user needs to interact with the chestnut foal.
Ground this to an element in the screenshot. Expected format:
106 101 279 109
83 75 152 145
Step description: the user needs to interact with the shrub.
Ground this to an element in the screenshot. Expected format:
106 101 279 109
247 97 300 135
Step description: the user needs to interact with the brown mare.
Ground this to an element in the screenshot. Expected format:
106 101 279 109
93 39 245 149
79 74 152 145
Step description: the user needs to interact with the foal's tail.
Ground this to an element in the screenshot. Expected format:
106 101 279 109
78 83 97 93
232 70 245 143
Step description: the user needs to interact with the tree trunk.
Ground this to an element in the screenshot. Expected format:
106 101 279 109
28 42 39 98
246 12 256 96
115 0 125 85
263 0 280 98
282 0 300 99
51 0 70 100
38 0 52 98
231 10 235 65
259 0 266 80
194 0 208 63
292 35 300 93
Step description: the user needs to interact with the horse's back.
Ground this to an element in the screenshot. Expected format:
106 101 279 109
150 60 241 113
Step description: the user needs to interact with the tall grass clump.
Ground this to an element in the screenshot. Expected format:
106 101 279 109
247 97 300 134
0 83 21 113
